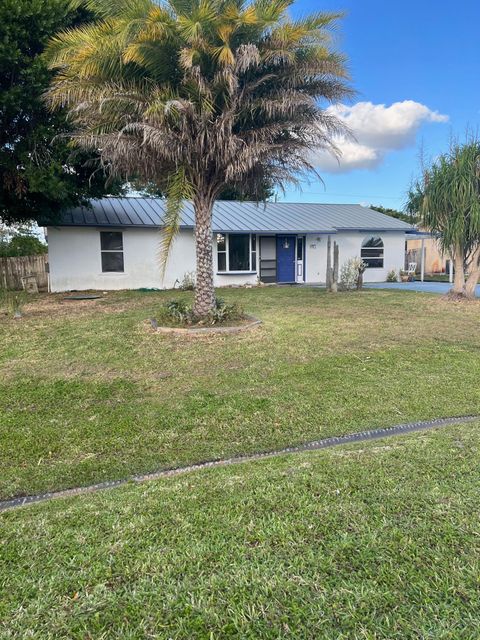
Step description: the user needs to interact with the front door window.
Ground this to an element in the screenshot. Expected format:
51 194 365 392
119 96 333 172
296 236 305 282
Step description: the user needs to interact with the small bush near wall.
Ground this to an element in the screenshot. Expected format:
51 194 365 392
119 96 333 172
340 257 366 290
178 271 196 291
387 269 398 282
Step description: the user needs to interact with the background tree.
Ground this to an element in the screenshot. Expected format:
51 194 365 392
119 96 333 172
0 233 47 257
46 0 352 317
370 204 417 225
218 177 274 201
136 175 274 201
0 0 123 226
408 138 480 298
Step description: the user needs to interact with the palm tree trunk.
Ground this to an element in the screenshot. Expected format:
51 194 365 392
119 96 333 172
451 244 466 295
193 195 216 318
465 245 480 299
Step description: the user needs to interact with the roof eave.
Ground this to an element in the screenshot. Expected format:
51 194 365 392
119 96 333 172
335 226 413 232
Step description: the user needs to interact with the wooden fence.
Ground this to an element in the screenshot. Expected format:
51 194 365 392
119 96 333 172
0 254 48 291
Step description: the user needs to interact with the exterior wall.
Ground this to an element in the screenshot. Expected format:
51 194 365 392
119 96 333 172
305 234 328 283
336 230 406 283
47 226 257 292
47 226 407 292
305 231 406 283
47 226 196 292
215 272 258 286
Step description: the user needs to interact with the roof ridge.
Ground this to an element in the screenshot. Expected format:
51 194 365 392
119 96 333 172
102 195 371 208
53 198 414 232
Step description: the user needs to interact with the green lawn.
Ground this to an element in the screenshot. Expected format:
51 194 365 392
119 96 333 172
1 286 480 500
422 274 450 282
1 421 479 639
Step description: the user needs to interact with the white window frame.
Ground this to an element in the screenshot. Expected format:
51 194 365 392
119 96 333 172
361 236 384 269
100 231 124 273
216 233 257 273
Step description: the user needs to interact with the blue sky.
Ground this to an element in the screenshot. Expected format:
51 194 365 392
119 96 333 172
280 0 480 210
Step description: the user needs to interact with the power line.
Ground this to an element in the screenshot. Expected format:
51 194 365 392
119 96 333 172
288 191 404 200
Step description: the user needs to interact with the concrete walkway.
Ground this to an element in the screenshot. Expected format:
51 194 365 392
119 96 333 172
365 281 480 297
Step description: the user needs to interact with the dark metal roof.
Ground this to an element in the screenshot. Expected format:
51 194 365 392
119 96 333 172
54 198 413 233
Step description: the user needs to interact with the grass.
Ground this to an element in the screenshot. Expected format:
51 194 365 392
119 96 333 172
1 421 479 639
422 274 450 282
1 286 480 500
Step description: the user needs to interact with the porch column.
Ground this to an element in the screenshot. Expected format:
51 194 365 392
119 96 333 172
449 256 453 283
420 237 425 282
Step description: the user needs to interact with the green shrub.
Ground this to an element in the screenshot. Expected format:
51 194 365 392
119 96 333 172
386 269 398 282
207 298 243 324
163 299 195 324
157 298 243 326
339 257 367 290
178 271 195 291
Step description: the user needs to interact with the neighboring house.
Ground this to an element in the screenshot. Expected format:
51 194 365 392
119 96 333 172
406 231 448 274
46 198 413 292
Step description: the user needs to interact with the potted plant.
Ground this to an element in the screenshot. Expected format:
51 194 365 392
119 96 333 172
399 269 409 282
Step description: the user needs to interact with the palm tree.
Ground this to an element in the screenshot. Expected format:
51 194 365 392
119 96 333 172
408 139 480 298
46 0 352 316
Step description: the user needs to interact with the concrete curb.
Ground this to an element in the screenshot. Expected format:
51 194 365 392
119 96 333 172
151 314 262 335
1 414 478 513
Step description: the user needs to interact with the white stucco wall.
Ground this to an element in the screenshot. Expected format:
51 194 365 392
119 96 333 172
304 234 328 283
47 227 196 292
47 226 257 292
336 230 406 283
47 226 406 292
305 231 406 284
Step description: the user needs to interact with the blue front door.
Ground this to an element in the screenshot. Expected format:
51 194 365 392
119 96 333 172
276 235 296 282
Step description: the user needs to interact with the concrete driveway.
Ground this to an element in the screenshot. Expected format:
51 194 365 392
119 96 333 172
365 281 480 297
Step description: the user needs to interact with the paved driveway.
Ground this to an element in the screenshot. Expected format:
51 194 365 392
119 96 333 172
365 281 480 297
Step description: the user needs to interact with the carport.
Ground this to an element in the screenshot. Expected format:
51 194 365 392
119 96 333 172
405 230 453 283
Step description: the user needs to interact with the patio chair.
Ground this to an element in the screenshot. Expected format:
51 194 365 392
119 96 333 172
406 262 417 275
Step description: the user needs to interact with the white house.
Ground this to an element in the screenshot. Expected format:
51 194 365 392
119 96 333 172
46 198 412 292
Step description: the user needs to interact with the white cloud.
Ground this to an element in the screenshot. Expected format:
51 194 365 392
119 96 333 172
312 100 448 173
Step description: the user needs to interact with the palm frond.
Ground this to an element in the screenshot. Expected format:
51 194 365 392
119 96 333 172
83 0 154 20
158 167 194 280
412 138 480 257
46 0 353 273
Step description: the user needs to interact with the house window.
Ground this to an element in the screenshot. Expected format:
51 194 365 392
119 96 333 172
297 236 304 260
100 231 124 272
216 233 256 272
361 236 384 268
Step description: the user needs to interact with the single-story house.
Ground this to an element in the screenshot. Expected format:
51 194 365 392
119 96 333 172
46 198 413 292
